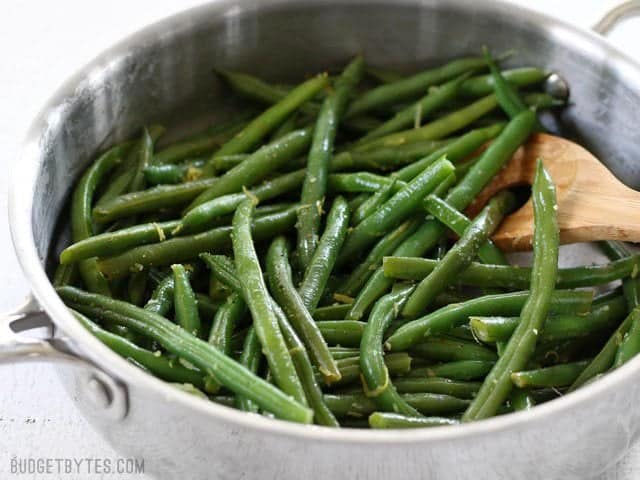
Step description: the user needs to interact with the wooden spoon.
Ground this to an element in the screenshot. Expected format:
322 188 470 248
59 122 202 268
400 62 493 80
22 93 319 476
468 133 640 252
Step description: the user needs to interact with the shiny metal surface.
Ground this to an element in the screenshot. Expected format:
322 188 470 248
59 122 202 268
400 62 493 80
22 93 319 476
7 0 640 478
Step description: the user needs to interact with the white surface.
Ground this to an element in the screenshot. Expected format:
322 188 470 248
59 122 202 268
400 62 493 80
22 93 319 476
0 1 639 479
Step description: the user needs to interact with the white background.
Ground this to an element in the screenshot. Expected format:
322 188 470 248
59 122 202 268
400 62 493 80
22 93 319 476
1 1 639 479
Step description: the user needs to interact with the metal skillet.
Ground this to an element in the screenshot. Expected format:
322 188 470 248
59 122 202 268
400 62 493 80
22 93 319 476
4 1 640 478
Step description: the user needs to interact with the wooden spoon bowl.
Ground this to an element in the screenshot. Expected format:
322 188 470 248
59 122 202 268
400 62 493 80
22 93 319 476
469 133 640 252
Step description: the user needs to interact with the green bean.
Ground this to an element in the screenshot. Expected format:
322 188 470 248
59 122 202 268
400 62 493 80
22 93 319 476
351 181 397 226
95 127 163 207
144 160 206 185
326 172 402 193
271 301 339 427
209 293 246 355
266 237 341 383
338 218 421 297
599 241 640 310
270 113 299 140
403 192 515 316
59 286 312 423
72 143 135 295
353 94 498 152
216 70 320 117
469 296 627 343
328 346 361 360
325 392 469 418
298 197 350 311
297 56 364 269
189 128 312 209
235 327 263 413
385 255 640 290
153 115 251 165
210 74 327 160
411 336 498 362
344 115 527 321
345 56 485 118
312 303 351 321
392 377 481 398
144 274 176 316
337 158 455 265
178 170 305 234
483 48 528 119
464 160 559 421
365 67 403 84
600 241 640 366
53 263 78 287
205 154 249 174
358 73 471 143
61 220 179 264
360 286 422 416
392 123 505 182
569 308 640 391
328 353 412 387
510 389 535 411
97 205 298 279
232 199 307 405
459 67 548 97
329 139 451 172
94 178 217 223
129 128 160 193
171 264 201 337
368 412 459 429
422 194 508 264
386 290 592 352
72 310 206 389
522 92 566 109
409 360 496 381
511 360 591 388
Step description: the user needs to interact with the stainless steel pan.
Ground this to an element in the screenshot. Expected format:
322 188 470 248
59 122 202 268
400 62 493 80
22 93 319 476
4 1 640 478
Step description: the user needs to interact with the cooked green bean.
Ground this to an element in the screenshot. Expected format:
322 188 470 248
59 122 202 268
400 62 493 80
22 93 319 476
409 360 496 381
72 143 132 295
328 353 412 387
297 56 364 269
615 313 640 367
600 241 640 310
410 336 498 362
345 56 485 118
171 264 201 337
422 194 508 264
209 293 246 355
354 94 498 152
324 392 469 418
459 67 548 97
484 48 528 118
189 128 312 209
368 412 459 429
94 178 217 223
510 389 535 411
144 160 205 185
392 377 481 398
58 286 312 423
385 254 640 292
298 197 350 311
337 158 455 265
326 172 402 193
358 73 471 143
569 308 640 391
61 220 179 264
464 160 559 421
469 295 627 343
178 169 305 234
205 154 250 174
98 205 298 279
360 286 422 416
266 237 341 382
338 218 421 297
127 271 148 307
351 180 397 226
402 191 515 316
232 199 307 404
312 303 351 321
511 360 591 388
386 290 592 352
235 327 263 413
73 310 206 389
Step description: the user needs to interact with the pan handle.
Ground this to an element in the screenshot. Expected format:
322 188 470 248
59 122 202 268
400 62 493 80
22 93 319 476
0 295 128 420
593 0 640 35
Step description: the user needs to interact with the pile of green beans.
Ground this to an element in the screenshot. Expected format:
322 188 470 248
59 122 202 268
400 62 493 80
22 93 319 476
53 51 638 430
